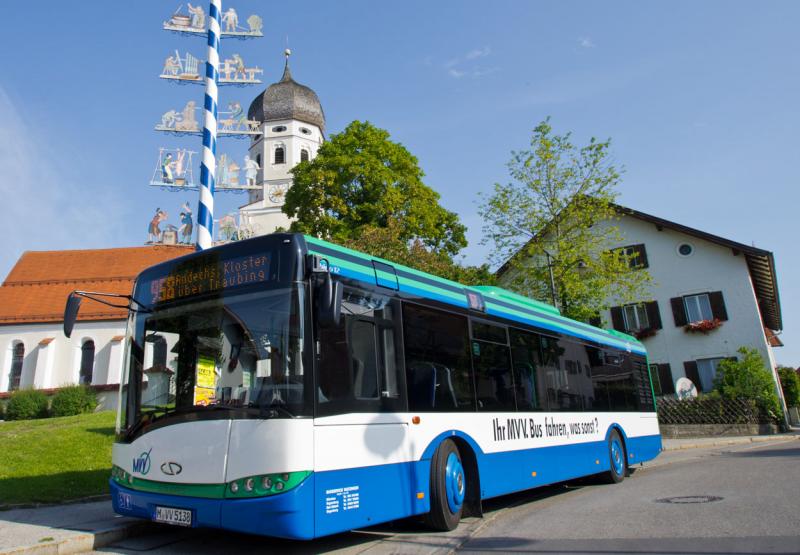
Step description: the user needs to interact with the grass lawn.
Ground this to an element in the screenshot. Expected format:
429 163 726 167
0 411 116 506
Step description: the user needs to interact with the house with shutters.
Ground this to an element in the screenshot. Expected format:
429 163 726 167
497 203 784 408
0 245 192 409
593 205 783 402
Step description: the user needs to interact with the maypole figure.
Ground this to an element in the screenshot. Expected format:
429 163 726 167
161 152 174 183
178 202 194 244
148 208 168 243
221 8 238 32
243 154 260 187
196 0 222 250
187 4 205 28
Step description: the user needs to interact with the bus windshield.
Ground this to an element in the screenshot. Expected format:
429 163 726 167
121 285 308 436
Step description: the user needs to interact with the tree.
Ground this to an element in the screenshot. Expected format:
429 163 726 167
284 120 489 283
479 118 651 322
715 347 783 420
777 366 800 408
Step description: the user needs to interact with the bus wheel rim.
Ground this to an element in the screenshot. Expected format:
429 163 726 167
611 439 624 475
445 452 465 513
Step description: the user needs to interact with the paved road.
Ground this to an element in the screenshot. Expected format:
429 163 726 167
95 439 800 555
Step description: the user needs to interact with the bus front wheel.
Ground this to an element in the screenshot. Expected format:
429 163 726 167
605 430 627 484
424 439 465 531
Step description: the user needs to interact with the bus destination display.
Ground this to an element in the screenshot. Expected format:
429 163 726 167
145 254 271 304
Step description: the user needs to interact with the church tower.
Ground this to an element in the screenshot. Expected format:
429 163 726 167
239 50 325 235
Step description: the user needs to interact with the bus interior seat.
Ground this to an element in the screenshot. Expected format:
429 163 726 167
433 363 458 408
409 362 436 409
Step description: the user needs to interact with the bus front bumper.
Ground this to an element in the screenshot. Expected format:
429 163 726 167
110 475 315 540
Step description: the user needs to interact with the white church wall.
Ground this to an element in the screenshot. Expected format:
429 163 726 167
0 320 127 393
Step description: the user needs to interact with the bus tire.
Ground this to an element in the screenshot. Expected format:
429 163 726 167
605 430 627 484
424 439 465 531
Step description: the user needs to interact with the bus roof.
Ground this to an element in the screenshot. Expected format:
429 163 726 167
303 235 645 356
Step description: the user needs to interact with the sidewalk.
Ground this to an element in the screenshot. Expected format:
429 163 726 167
0 500 146 555
662 429 800 451
1 430 798 555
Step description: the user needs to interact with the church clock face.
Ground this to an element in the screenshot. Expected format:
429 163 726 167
268 184 288 204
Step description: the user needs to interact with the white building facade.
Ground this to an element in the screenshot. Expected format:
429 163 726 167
593 207 783 400
239 58 325 235
0 245 192 410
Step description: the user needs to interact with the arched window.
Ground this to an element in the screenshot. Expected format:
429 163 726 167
153 336 168 369
300 148 309 162
9 342 24 391
274 146 285 164
255 153 261 168
80 340 95 385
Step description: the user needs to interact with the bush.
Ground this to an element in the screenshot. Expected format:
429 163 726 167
6 389 49 420
778 367 800 408
714 347 782 421
50 385 98 417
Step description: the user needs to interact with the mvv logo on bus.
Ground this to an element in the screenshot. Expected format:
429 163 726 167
132 448 153 475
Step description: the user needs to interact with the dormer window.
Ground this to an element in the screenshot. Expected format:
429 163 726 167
300 148 309 162
299 127 312 135
274 146 285 164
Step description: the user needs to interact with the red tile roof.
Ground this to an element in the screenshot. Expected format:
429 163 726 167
0 245 193 324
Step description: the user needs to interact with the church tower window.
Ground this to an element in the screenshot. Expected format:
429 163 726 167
80 339 95 385
275 146 285 164
300 148 309 162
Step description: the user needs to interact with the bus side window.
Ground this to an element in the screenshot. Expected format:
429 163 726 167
349 319 379 400
509 328 545 411
471 321 515 412
403 303 475 412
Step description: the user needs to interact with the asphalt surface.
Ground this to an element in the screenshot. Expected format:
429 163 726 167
93 439 800 555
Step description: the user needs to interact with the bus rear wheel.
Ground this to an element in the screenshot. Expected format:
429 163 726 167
424 439 465 531
605 430 627 484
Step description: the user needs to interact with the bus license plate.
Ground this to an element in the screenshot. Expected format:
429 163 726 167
154 506 193 527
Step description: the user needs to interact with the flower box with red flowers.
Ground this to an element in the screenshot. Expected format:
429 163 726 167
684 318 723 334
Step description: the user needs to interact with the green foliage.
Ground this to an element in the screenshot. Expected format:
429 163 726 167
777 366 800 407
714 347 783 420
50 385 98 417
479 118 652 322
284 121 486 283
0 411 116 504
6 389 49 421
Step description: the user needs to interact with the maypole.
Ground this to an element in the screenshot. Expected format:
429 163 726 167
196 0 222 250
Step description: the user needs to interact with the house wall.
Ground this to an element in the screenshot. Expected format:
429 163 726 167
0 320 126 394
597 215 776 392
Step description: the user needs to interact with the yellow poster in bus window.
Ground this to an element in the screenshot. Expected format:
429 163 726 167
196 355 217 389
193 386 215 406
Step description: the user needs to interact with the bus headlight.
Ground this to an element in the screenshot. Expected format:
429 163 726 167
225 470 311 499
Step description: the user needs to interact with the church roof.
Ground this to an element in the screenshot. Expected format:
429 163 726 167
0 245 193 324
248 60 325 130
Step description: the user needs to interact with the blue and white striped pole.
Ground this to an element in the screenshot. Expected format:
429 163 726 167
196 0 221 250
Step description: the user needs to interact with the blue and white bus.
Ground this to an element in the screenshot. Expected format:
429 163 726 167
64 233 661 539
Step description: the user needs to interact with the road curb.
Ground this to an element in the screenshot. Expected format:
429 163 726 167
0 521 149 555
662 433 800 451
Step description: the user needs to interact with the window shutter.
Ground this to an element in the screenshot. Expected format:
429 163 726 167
609 306 626 332
670 297 687 326
683 360 701 388
709 291 728 321
658 364 674 394
645 301 662 330
634 244 649 269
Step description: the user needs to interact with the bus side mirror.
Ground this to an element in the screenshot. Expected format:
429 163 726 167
63 293 82 338
316 273 342 328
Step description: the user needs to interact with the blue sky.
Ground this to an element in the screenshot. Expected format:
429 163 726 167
1 1 797 365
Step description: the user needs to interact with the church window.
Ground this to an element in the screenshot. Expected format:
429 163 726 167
256 153 261 168
300 127 312 135
272 125 287 133
80 340 95 385
300 148 309 162
9 342 24 391
275 146 285 164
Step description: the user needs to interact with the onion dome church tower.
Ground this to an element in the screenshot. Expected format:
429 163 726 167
239 50 325 235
